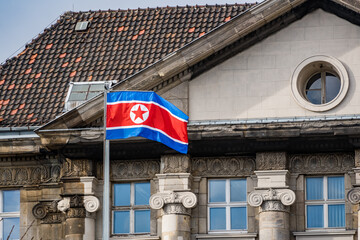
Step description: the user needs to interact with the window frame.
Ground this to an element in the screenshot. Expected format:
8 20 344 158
207 179 247 233
0 189 20 240
111 181 151 235
291 55 349 112
305 175 345 230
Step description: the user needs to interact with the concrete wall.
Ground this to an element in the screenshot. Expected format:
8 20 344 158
189 9 360 121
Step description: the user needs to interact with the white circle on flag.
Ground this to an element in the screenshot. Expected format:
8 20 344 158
130 104 149 124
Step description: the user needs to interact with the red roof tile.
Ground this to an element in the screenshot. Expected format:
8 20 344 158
0 4 255 127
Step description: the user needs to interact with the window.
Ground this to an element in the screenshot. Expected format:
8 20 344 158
112 182 151 235
305 176 345 229
0 190 20 240
64 81 117 111
208 179 247 231
305 72 340 105
291 55 349 112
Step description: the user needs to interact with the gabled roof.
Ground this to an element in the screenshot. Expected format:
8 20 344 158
0 4 254 127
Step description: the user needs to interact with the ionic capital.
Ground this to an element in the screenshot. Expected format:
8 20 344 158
347 188 360 205
248 188 296 212
150 191 197 215
57 195 100 213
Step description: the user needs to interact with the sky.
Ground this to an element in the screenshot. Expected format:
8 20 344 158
0 0 258 64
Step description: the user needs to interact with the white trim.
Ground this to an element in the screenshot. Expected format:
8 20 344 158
0 190 20 240
291 55 349 112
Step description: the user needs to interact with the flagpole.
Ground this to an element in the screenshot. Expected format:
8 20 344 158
103 86 110 240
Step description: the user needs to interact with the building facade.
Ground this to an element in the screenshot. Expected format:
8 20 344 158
2 0 360 239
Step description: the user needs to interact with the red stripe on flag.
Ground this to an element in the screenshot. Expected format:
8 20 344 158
107 102 188 143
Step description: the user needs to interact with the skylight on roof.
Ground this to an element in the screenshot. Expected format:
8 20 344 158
75 21 89 31
64 81 117 112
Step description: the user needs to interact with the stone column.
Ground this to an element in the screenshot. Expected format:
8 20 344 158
150 154 197 240
347 150 360 240
248 187 295 240
57 195 100 240
150 191 197 240
248 152 295 240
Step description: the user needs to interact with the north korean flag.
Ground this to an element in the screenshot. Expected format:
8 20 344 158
106 91 189 154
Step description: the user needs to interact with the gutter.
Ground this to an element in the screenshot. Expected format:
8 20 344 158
0 126 40 140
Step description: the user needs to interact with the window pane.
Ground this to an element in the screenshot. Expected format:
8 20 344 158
328 176 344 200
3 218 20 240
328 204 345 228
306 177 323 200
68 92 87 101
209 180 226 203
231 207 247 230
87 91 101 99
72 84 89 91
114 183 130 206
113 211 130 234
3 190 20 212
325 73 341 102
306 90 321 105
89 84 105 91
135 210 150 233
135 182 150 205
306 73 322 90
307 205 324 228
209 207 226 230
230 179 246 202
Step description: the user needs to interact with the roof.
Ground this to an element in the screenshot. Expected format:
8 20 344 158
0 4 255 127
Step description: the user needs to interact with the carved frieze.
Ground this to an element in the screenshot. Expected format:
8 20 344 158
0 164 61 186
63 158 93 177
248 188 296 212
97 159 160 180
256 152 287 170
32 200 64 224
192 156 255 176
289 153 354 173
161 155 190 173
150 191 197 215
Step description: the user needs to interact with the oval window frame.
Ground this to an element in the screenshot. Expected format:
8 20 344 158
291 55 349 112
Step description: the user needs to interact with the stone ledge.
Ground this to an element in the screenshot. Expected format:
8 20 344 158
196 233 257 240
293 230 356 240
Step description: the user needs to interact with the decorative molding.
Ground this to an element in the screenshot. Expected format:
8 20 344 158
289 153 354 173
248 188 296 212
261 200 289 212
66 207 87 219
0 164 61 186
347 188 360 205
97 159 160 180
83 196 100 212
256 152 287 170
32 200 64 224
63 158 93 177
57 195 100 214
150 191 197 215
57 198 70 213
163 203 189 215
192 157 255 176
161 155 190 173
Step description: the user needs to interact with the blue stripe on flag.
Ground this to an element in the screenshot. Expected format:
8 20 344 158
106 127 188 154
107 91 188 121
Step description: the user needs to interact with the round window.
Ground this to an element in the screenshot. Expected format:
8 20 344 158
291 55 349 112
